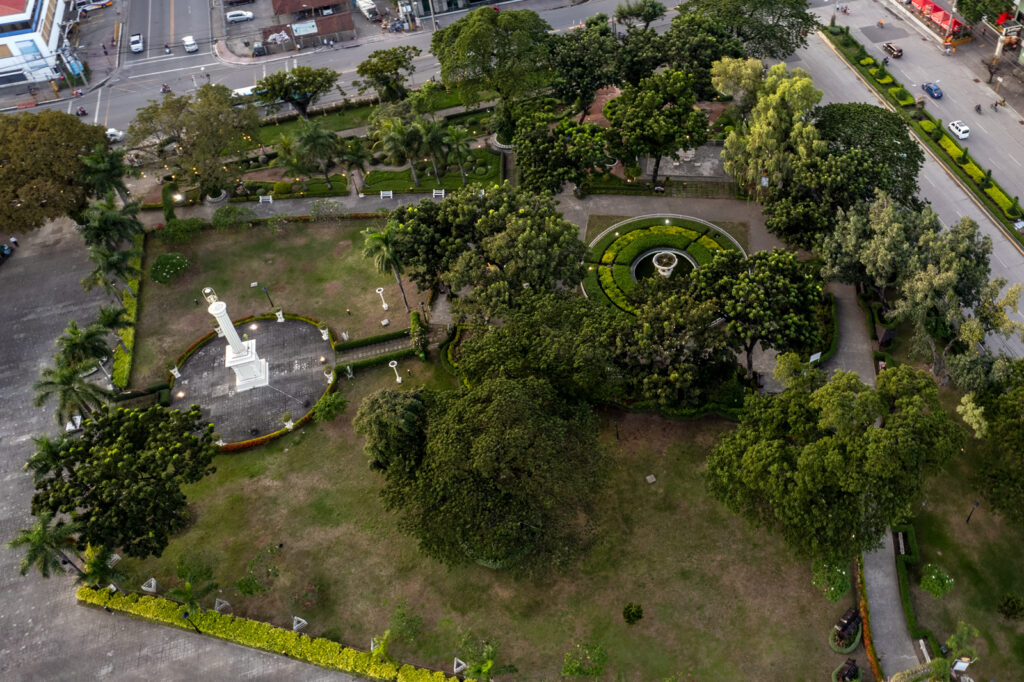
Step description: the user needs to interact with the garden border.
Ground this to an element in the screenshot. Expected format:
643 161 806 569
892 524 941 656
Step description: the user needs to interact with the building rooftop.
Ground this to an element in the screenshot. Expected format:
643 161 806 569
0 0 29 19
271 0 337 15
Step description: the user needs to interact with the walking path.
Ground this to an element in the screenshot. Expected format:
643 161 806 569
336 336 413 366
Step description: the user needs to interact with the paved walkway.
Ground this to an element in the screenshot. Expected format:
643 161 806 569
336 336 413 366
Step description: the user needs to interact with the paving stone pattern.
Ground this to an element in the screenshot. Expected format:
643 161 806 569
172 318 335 443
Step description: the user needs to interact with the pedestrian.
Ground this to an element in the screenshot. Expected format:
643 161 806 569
346 307 351 315
9 236 18 248
406 369 411 376
945 46 951 56
329 39 335 48
194 298 200 306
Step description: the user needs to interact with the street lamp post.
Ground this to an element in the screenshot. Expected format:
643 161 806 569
613 418 619 441
181 611 201 634
262 285 274 308
966 501 980 524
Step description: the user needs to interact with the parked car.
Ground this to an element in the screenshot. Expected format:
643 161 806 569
251 41 266 57
129 33 144 53
105 128 125 142
947 120 970 140
226 0 254 4
226 10 254 23
0 243 13 262
922 82 943 99
182 35 198 53
883 42 903 58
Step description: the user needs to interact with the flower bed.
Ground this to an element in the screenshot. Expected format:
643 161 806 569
829 622 863 654
76 586 467 682
855 555 884 681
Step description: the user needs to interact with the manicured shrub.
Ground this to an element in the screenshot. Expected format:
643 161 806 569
622 602 643 625
859 56 875 67
212 204 258 231
998 592 1024 620
150 253 190 284
888 87 914 106
312 391 348 422
273 181 293 197
920 563 954 599
161 182 179 222
985 185 1020 217
159 217 204 244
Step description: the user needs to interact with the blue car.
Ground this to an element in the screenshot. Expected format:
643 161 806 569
922 82 943 99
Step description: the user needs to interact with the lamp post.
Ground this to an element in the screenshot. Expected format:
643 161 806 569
613 418 619 441
389 359 402 384
262 285 274 308
181 611 201 634
966 500 980 524
419 300 427 323
376 287 389 310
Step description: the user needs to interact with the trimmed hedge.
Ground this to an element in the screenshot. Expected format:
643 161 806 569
76 587 468 682
892 524 942 655
346 347 417 371
111 235 143 389
811 293 840 365
335 328 410 351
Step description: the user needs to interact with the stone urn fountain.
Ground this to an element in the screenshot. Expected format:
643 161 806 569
653 251 679 277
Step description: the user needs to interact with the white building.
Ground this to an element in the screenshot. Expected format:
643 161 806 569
0 0 69 86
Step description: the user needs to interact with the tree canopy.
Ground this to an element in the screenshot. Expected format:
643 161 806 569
129 84 259 197
431 7 551 106
355 46 422 102
663 14 745 101
680 0 819 59
355 378 605 569
255 66 341 118
30 404 218 558
513 116 609 195
705 357 963 561
0 111 107 231
549 25 617 120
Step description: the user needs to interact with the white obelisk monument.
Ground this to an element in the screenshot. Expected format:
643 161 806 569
202 287 269 392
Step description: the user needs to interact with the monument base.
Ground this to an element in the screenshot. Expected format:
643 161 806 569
225 339 269 392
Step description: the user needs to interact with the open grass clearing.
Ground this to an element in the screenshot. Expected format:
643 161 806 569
132 217 428 387
910 447 1024 680
362 149 500 193
118 390 847 679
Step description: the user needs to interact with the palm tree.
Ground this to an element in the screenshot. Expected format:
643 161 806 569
95 304 133 354
79 144 133 204
33 365 112 425
81 246 141 299
362 225 411 312
76 544 126 589
339 137 372 193
55 320 111 373
7 511 83 578
274 134 316 191
80 193 143 250
296 118 339 190
166 556 218 615
23 434 66 484
373 118 424 187
416 119 448 185
443 125 474 186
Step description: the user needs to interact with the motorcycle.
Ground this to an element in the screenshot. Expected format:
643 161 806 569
161 84 171 94
164 44 171 54
75 106 87 116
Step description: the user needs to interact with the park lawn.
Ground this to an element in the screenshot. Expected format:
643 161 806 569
118 386 845 680
257 105 377 146
132 217 427 387
362 149 500 194
910 447 1024 680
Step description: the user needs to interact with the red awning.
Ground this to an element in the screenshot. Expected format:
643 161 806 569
997 13 1012 25
931 9 951 28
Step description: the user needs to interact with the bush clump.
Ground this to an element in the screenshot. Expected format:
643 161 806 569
159 217 204 244
212 204 258 231
273 181 293 197
622 602 643 625
313 391 349 423
920 563 954 599
150 253 190 284
998 592 1024 620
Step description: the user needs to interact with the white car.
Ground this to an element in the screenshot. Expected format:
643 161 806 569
182 35 198 53
225 10 254 23
106 128 125 143
947 120 970 140
129 33 144 53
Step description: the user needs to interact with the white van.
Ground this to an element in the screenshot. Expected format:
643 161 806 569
357 0 380 22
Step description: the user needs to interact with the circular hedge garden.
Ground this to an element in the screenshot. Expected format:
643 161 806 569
581 215 745 313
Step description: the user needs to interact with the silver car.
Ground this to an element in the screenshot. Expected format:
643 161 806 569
225 10 254 23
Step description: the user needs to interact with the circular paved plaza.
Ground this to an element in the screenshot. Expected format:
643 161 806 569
170 317 335 443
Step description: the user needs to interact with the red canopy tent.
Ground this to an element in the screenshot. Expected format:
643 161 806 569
913 0 935 13
931 8 951 28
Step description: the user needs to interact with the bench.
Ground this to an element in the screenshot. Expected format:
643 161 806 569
432 189 445 198
380 190 393 199
258 195 273 204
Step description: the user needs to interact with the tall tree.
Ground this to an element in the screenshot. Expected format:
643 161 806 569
706 358 963 561
33 365 112 425
166 555 218 614
363 224 411 312
612 26 664 87
606 70 708 184
273 134 317 191
415 118 448 184
94 304 134 354
76 543 126 589
956 0 1013 24
820 191 939 311
692 249 823 377
30 404 218 558
812 103 924 208
711 56 766 118
79 144 132 204
295 118 339 189
7 511 83 578
549 24 617 120
129 84 259 197
339 136 372 191
663 14 745 101
354 389 430 476
355 46 421 102
442 125 474 186
357 378 606 569
514 116 609 195
55 320 111 372
255 66 341 118
81 246 141 299
614 0 666 29
431 7 551 107
373 118 424 186
23 435 65 484
79 193 144 250
680 0 820 59
0 111 106 232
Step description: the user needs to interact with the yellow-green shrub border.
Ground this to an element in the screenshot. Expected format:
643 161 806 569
77 586 470 682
